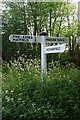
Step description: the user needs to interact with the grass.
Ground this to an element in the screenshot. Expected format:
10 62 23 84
2 58 80 120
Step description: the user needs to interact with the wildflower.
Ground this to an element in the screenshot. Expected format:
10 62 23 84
10 98 14 101
18 98 22 101
20 68 24 71
11 90 14 93
5 90 8 94
20 115 24 118
2 107 4 110
22 101 25 104
6 96 10 102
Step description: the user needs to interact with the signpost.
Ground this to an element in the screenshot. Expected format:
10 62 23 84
9 33 68 81
45 44 65 54
46 36 68 43
9 34 42 43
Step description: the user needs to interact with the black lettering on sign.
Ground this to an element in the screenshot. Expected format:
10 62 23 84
23 36 33 39
47 47 60 51
13 38 29 42
13 35 20 38
35 37 36 42
57 39 64 41
30 36 33 39
46 38 57 41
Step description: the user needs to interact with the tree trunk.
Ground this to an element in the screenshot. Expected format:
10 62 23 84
56 17 62 37
22 3 27 34
49 9 52 36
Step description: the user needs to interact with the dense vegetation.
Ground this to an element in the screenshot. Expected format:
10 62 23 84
2 1 80 120
2 59 80 120
2 1 80 66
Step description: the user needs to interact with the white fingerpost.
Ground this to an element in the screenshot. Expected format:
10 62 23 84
9 32 68 82
40 32 47 81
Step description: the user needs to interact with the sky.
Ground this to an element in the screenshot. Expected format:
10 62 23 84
0 0 80 2
72 0 80 3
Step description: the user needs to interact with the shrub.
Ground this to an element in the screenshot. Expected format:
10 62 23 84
2 59 80 120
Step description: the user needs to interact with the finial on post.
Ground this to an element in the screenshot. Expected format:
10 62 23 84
40 31 47 36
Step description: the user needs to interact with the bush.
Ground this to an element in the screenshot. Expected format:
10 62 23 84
2 59 80 120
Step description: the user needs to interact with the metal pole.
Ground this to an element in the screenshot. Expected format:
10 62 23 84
40 32 47 81
41 36 47 81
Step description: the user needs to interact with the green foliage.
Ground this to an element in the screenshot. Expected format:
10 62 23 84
2 59 80 120
2 2 80 65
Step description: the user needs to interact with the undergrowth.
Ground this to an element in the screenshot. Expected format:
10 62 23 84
2 59 80 120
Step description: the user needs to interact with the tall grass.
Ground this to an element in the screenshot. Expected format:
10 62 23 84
2 58 80 120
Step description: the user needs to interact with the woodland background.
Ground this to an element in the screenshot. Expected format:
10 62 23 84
2 1 80 66
2 1 80 120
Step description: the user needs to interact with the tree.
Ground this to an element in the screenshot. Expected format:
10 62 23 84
2 1 80 66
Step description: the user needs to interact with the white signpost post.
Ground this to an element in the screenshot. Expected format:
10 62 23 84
9 33 68 81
